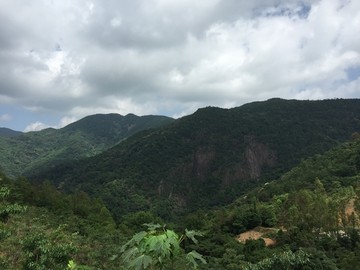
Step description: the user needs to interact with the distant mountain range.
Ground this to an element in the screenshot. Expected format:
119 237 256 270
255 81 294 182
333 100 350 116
27 98 360 220
0 127 22 137
0 113 174 177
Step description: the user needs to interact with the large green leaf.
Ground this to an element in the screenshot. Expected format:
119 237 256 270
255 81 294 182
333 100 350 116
186 250 207 269
122 247 140 264
129 254 152 270
121 231 147 253
146 234 170 257
143 223 162 231
185 229 203 244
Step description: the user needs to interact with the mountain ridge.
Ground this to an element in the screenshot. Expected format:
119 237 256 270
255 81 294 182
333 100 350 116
0 113 174 177
0 127 22 137
29 98 360 220
2 99 360 269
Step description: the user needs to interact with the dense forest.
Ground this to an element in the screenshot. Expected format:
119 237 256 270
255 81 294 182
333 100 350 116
0 114 173 178
29 98 360 220
1 98 360 269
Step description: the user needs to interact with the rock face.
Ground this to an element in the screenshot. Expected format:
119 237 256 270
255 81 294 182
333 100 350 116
222 136 277 187
188 136 276 187
158 135 277 209
192 147 216 180
244 136 277 179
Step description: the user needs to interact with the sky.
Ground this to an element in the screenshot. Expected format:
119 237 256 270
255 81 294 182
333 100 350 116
0 0 360 132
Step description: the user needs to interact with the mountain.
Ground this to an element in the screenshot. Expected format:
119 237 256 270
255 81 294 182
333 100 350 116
0 113 173 177
2 100 360 269
0 127 22 137
30 98 360 220
2 137 360 269
196 136 360 269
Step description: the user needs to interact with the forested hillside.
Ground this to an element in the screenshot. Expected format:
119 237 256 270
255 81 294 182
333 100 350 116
1 124 360 269
0 113 173 177
30 99 360 221
195 136 360 269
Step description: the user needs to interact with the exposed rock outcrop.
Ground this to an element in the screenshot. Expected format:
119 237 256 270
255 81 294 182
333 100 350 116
223 136 277 186
244 136 277 179
192 147 215 180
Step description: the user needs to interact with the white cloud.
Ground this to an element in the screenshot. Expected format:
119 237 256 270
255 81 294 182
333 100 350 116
0 114 12 122
0 0 360 129
23 116 79 132
24 121 50 132
58 116 78 128
110 17 122 28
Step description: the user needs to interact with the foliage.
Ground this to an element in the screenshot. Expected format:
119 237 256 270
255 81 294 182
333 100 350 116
30 98 360 219
0 173 124 269
0 114 173 177
0 177 27 243
2 99 360 269
121 224 206 269
0 186 27 222
242 249 310 270
22 229 76 270
197 137 360 269
67 260 91 270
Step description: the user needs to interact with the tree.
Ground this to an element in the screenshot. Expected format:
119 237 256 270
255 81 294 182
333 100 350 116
0 182 26 223
0 179 27 243
22 227 77 270
242 249 310 270
120 224 206 269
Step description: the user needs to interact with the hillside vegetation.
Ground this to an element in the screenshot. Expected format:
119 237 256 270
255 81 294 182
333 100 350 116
1 120 360 269
2 98 360 269
0 113 173 177
30 99 360 220
196 136 360 269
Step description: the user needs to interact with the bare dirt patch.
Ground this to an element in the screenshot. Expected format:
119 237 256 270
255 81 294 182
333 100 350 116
236 226 278 246
345 199 356 217
339 198 359 226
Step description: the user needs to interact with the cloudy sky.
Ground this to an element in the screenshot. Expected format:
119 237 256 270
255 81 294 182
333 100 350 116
0 0 359 132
